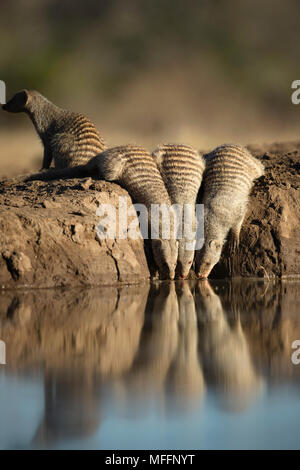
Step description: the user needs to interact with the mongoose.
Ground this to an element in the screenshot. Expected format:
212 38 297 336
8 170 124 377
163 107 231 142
195 144 264 279
2 89 105 169
97 145 179 280
152 144 205 279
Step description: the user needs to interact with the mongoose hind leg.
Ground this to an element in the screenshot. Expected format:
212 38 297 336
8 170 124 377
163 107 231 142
227 219 243 276
41 148 53 170
228 218 243 255
228 228 239 256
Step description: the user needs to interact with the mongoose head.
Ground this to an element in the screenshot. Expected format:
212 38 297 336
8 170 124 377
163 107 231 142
176 244 195 279
2 89 30 113
2 89 43 113
195 239 223 279
151 239 178 280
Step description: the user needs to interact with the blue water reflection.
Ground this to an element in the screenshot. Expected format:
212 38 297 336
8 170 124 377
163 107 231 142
0 280 299 449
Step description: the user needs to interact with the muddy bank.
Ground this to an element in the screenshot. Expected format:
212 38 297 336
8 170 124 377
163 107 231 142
0 141 299 287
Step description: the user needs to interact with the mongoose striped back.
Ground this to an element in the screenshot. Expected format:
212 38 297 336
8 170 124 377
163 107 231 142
99 144 171 206
2 90 105 170
52 111 105 168
152 144 206 278
152 144 205 203
98 144 179 280
203 144 264 197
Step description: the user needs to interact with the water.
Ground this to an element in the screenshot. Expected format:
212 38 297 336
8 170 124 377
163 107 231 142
0 279 300 450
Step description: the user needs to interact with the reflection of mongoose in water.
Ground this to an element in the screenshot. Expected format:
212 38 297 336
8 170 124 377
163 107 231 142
127 282 179 394
152 144 205 279
195 280 263 411
97 284 149 376
168 282 205 406
33 369 101 446
195 144 264 279
2 89 105 170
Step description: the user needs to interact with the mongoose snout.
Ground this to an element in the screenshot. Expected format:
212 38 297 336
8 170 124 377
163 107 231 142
195 239 223 279
152 239 178 280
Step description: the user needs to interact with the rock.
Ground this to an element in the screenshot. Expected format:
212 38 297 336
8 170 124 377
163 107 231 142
0 179 150 288
79 177 93 190
41 199 61 209
2 250 32 280
0 141 299 287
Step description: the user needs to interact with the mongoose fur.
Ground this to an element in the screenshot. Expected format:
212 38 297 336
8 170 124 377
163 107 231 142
195 144 264 279
2 89 105 169
98 145 179 280
152 144 205 279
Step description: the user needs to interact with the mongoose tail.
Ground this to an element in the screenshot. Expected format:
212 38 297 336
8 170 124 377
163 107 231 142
24 150 131 183
99 145 178 280
152 144 205 279
195 144 264 279
3 89 105 169
24 157 99 182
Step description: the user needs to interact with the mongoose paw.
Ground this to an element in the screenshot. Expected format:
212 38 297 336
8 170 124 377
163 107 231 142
227 233 239 255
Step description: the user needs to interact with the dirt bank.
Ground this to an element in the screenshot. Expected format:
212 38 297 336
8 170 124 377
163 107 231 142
0 179 149 288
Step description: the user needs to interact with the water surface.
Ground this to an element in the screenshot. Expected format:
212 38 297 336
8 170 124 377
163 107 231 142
0 279 299 449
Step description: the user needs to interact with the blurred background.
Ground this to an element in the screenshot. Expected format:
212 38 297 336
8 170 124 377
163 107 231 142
0 0 299 176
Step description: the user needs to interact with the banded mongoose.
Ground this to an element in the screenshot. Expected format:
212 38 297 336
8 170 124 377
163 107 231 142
195 144 264 279
152 144 205 279
98 145 179 280
2 89 105 170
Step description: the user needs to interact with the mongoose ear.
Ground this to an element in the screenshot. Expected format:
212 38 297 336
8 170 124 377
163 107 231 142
152 147 164 168
15 90 29 107
2 89 29 112
99 152 126 181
